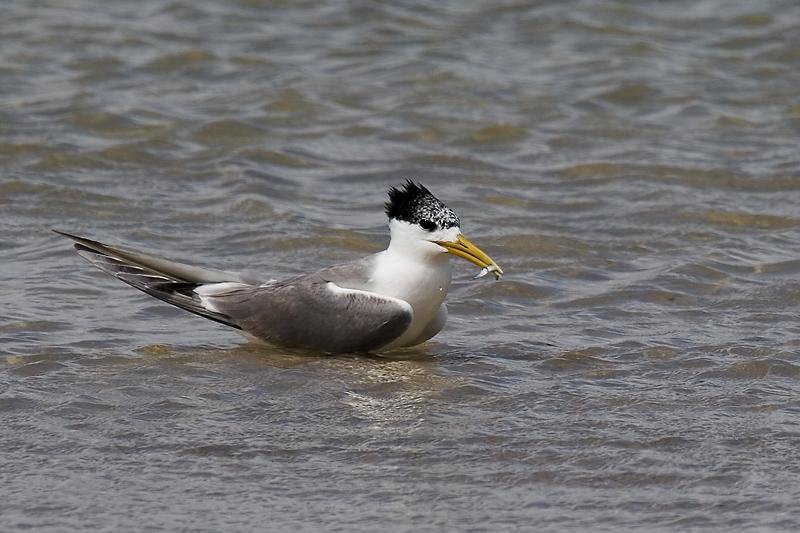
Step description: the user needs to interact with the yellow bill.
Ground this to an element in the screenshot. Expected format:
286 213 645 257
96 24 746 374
435 234 503 280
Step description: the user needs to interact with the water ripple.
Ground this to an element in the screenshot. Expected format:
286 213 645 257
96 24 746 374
3 0 800 531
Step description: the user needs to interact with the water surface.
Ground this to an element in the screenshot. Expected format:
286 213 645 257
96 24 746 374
3 1 800 531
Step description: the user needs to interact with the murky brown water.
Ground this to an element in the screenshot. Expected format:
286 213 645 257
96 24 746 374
3 0 800 530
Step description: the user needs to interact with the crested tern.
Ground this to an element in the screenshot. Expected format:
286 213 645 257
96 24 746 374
55 181 503 353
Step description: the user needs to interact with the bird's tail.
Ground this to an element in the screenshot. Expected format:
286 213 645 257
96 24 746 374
54 230 241 329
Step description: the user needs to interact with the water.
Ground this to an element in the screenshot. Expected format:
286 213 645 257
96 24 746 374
3 0 800 530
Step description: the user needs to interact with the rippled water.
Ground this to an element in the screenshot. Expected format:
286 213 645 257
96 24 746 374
3 0 800 530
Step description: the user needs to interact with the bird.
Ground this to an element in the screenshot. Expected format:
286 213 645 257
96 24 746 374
55 180 503 354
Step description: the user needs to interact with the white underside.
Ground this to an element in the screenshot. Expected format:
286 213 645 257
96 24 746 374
194 281 248 313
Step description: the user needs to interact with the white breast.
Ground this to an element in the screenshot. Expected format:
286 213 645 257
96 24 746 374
368 249 452 348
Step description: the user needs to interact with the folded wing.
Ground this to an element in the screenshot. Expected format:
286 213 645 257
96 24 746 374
56 230 413 353
197 272 413 353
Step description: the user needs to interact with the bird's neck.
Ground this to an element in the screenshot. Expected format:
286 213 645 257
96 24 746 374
371 244 451 305
374 218 452 309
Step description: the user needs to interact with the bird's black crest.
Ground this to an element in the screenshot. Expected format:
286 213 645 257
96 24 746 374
384 180 460 230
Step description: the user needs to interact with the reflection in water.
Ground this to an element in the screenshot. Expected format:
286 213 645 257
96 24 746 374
141 342 319 370
130 342 459 430
338 358 457 427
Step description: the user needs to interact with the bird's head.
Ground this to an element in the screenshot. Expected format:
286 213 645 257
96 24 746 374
384 180 503 280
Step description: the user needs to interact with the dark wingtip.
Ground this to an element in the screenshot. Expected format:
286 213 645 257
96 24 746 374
52 229 88 242
52 230 112 256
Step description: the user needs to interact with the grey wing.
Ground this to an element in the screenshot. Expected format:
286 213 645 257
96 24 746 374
199 274 413 354
56 230 410 353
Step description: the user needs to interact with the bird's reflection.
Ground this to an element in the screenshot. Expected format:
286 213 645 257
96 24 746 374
134 340 465 429
334 353 461 428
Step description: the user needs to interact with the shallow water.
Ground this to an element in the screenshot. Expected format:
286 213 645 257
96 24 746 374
3 0 800 531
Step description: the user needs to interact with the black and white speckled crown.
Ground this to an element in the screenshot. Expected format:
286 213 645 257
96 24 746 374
384 180 460 231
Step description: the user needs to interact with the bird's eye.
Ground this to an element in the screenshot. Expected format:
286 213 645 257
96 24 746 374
419 219 437 231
